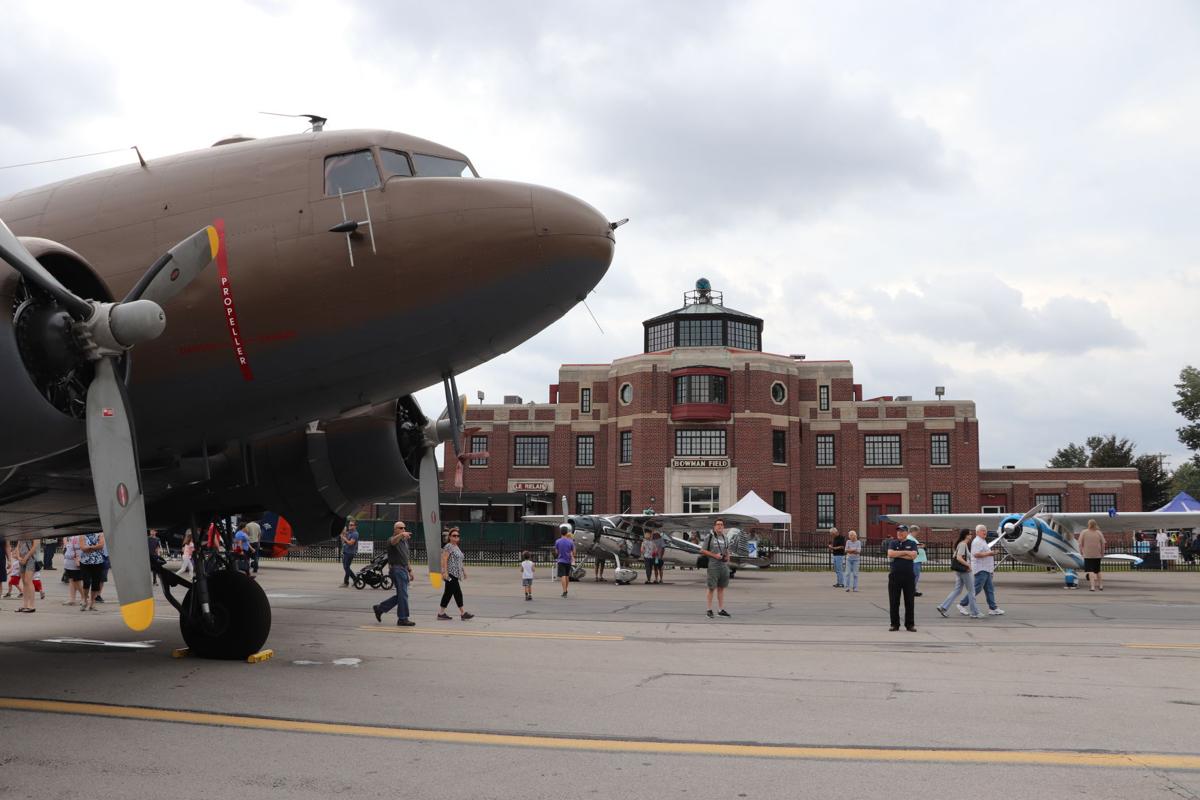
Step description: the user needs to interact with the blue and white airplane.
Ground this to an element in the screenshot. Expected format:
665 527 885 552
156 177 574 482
883 505 1200 572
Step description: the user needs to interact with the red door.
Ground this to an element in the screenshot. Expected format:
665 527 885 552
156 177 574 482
867 493 902 543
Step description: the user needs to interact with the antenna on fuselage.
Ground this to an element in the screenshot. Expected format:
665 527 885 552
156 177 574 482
259 112 327 132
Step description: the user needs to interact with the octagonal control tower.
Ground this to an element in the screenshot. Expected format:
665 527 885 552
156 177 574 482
642 277 764 354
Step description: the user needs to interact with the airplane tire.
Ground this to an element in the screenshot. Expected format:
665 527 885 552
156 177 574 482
380 575 394 590
179 570 271 660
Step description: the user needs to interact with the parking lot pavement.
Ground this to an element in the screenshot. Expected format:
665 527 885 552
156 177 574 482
1 562 1197 799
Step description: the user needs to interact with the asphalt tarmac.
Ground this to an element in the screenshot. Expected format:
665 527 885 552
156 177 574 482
1 560 1197 799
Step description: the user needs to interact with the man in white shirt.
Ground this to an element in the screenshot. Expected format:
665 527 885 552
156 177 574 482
959 524 1005 616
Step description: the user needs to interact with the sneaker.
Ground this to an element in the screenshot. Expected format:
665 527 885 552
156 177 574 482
437 613 452 620
970 613 986 619
889 625 900 631
957 605 969 616
561 591 568 598
94 596 104 603
833 583 843 588
718 609 731 617
40 592 46 600
706 610 714 618
525 595 531 601
937 606 948 617
987 608 1006 616
372 605 383 623
397 619 416 627
846 587 851 592
460 612 474 620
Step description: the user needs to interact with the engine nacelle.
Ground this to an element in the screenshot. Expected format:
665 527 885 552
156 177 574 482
0 238 111 468
249 397 426 544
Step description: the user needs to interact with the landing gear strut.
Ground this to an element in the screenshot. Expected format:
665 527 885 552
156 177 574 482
157 545 271 660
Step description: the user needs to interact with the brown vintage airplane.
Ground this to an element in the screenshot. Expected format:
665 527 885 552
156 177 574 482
0 126 617 657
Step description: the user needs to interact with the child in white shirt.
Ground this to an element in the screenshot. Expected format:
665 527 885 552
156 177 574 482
520 551 535 601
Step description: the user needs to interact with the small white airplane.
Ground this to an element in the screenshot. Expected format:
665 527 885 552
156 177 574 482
884 505 1200 572
524 503 767 584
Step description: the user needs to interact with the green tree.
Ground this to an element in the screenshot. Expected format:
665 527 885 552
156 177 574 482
1048 442 1088 468
1175 365 1200 457
1134 453 1172 510
1085 434 1135 467
1172 461 1200 499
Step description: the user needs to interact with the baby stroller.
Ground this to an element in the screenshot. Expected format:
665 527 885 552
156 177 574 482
353 552 394 590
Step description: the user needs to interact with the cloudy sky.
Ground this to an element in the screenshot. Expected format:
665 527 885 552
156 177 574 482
2 1 1197 469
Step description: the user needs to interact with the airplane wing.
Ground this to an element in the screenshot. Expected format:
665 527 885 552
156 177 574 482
1045 512 1200 535
523 515 568 526
882 513 1007 532
612 513 760 532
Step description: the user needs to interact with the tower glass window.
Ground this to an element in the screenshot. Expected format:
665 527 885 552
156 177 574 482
727 321 760 350
647 322 674 352
678 319 723 346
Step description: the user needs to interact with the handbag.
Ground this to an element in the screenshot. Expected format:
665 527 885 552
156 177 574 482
950 546 967 572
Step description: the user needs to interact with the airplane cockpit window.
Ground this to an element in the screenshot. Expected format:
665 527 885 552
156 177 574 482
324 150 381 195
379 149 413 179
412 153 478 178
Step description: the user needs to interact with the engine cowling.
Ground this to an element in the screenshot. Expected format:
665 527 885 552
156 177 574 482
0 238 112 468
248 397 427 543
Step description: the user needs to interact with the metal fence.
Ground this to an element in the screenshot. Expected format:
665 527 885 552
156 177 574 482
284 526 1199 572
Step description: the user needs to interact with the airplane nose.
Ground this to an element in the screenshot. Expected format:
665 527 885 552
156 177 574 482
532 186 614 240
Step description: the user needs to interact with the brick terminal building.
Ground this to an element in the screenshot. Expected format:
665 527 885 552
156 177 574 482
435 280 1139 540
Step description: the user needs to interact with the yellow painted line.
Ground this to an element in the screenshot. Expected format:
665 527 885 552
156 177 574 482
356 626 623 641
1 697 1197 770
1124 643 1200 651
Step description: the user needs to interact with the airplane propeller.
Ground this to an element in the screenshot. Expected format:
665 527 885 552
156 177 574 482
0 218 219 631
416 373 475 588
992 503 1044 551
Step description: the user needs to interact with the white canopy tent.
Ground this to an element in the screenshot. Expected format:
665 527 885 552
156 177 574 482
721 491 791 545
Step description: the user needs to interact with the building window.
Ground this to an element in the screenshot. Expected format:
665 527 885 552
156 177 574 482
930 433 950 466
675 429 726 456
819 385 830 411
932 492 951 514
580 387 591 414
619 490 632 513
575 492 594 515
1035 493 1062 513
727 320 760 350
513 435 549 466
469 435 488 466
772 491 786 512
816 434 835 467
1089 493 1116 514
576 435 595 467
619 383 633 405
682 486 720 513
646 322 674 352
678 318 723 346
864 434 902 466
674 374 727 404
772 430 787 464
619 431 632 464
817 493 836 529
770 381 787 404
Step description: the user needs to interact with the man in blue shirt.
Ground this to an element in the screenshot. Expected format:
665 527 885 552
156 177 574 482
339 519 360 587
554 524 575 598
233 524 253 577
887 526 919 631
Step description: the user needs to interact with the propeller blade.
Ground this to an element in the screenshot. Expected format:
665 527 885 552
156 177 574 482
85 357 154 631
418 448 443 589
0 217 91 318
123 225 220 306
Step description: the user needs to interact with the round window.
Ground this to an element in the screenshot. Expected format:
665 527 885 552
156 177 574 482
770 382 787 404
619 383 633 405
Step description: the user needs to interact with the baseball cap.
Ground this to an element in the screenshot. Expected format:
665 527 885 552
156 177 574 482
896 524 908 531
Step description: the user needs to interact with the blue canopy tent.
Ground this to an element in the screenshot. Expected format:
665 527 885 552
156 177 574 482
1156 492 1200 513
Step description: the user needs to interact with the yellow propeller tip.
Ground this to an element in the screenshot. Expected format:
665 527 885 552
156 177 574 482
120 598 155 631
206 225 220 259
